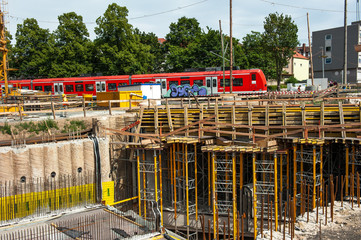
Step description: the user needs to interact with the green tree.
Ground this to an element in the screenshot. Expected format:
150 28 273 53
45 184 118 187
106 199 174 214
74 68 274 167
50 12 93 77
242 31 276 80
263 12 298 90
165 17 201 47
134 29 166 73
10 18 53 78
94 3 154 75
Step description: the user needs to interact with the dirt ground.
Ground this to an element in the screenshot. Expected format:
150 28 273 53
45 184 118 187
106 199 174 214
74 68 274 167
257 201 361 240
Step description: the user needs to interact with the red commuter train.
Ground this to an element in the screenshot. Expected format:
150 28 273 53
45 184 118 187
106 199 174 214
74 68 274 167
2 69 267 98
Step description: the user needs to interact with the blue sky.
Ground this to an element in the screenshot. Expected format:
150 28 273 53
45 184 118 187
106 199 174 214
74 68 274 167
6 0 356 45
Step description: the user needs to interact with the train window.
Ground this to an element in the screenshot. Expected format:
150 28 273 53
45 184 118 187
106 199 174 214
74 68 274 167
181 80 190 85
54 85 58 92
101 83 106 91
222 79 230 87
44 86 52 92
207 79 211 88
162 81 166 89
34 86 42 91
21 86 29 90
213 79 217 87
75 84 84 92
85 84 94 92
65 85 74 92
108 83 117 91
169 81 178 86
59 85 63 92
234 78 243 86
252 74 256 80
194 80 203 86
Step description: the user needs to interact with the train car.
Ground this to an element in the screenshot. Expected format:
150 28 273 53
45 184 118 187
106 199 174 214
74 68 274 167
2 69 267 97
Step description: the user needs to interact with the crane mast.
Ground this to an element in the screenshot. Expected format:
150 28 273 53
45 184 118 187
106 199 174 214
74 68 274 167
0 0 8 99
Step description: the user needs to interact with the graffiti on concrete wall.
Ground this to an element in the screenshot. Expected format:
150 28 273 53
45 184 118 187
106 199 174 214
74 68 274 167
164 84 207 98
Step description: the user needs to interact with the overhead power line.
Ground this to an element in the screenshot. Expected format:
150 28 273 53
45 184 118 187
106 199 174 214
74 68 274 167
9 0 209 25
259 0 356 13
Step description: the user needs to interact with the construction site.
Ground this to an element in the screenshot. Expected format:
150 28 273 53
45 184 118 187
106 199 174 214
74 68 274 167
3 1 361 240
1 88 361 240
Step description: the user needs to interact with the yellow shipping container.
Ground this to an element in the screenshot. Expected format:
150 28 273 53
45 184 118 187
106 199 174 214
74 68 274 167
97 91 143 108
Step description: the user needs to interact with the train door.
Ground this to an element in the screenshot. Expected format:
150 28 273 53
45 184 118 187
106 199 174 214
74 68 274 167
206 77 217 95
156 79 167 96
54 83 64 95
96 81 106 92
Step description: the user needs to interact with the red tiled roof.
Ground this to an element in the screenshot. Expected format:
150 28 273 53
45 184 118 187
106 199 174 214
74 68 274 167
158 38 166 44
293 51 309 60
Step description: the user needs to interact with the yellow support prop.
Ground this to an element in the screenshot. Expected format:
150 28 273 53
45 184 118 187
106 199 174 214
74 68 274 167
208 152 211 206
154 150 158 203
143 151 147 218
137 150 141 216
346 146 349 196
159 150 163 228
194 143 198 220
293 145 297 206
313 146 316 209
173 143 177 219
274 153 278 231
232 152 237 238
185 144 190 238
252 153 257 239
320 146 323 206
212 152 217 239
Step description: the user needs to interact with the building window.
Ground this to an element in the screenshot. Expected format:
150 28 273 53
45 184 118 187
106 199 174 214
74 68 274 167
325 34 332 40
326 46 332 52
325 58 332 64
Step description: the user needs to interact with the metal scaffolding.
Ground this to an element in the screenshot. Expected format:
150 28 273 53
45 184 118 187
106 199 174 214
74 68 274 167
296 145 322 209
171 143 197 240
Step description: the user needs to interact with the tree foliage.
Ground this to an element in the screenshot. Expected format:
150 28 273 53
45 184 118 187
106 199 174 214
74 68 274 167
93 3 155 75
242 31 276 80
10 18 53 78
7 6 300 83
263 12 298 90
50 12 93 77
